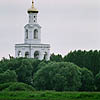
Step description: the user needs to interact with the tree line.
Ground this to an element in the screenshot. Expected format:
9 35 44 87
0 50 100 91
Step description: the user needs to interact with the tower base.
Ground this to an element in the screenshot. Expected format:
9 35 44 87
15 43 50 61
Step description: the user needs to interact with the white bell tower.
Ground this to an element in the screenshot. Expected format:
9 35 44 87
25 0 41 44
15 0 50 60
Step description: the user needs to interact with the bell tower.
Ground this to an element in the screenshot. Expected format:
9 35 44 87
28 0 38 24
15 0 50 60
24 0 41 44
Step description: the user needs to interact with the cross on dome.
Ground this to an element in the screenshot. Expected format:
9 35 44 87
32 0 34 8
28 0 38 13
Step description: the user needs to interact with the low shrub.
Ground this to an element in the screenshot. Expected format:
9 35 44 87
0 82 35 91
0 82 12 91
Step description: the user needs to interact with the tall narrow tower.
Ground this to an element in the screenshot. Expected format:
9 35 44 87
15 0 50 60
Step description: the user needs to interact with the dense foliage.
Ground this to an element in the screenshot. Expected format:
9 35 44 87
50 53 63 62
0 50 100 91
64 50 100 76
34 62 81 91
0 70 17 84
79 68 94 91
95 72 100 91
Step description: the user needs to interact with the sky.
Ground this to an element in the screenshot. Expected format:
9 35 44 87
0 0 100 59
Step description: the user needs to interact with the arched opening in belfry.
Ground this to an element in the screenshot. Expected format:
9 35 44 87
25 52 29 58
26 29 28 39
34 29 38 39
44 52 48 60
34 51 39 59
18 51 22 57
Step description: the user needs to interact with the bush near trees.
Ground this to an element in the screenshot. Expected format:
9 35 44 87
0 82 35 91
0 50 100 91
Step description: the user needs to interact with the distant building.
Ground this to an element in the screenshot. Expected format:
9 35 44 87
15 0 50 60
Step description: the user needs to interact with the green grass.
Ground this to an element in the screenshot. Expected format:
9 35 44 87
0 91 100 100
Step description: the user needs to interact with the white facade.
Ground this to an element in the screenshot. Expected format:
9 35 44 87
15 1 50 60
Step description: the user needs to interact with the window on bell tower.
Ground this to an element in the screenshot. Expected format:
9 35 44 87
34 16 36 22
34 29 38 39
26 29 28 39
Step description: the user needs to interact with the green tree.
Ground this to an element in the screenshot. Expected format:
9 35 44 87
0 68 3 73
27 59 41 76
95 72 100 91
50 53 63 62
37 61 47 70
16 59 33 85
80 68 94 91
33 62 81 91
0 70 17 84
64 50 100 76
0 57 24 72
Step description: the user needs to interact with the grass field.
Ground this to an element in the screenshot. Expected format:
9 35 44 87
0 91 100 100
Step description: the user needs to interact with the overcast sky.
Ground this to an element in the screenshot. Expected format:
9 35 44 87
0 0 100 59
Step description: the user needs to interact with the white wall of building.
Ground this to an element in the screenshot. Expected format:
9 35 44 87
15 3 50 61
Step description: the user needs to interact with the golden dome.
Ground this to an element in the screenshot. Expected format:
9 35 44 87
28 0 38 13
